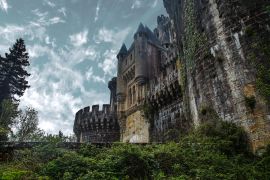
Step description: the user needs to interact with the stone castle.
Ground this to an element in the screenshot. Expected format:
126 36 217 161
74 0 270 151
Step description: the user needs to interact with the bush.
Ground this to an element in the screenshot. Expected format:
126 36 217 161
244 96 256 110
1 120 269 179
196 119 250 155
108 144 157 179
41 151 95 179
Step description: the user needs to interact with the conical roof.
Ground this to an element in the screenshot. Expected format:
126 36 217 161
144 25 160 45
117 43 127 58
136 22 145 34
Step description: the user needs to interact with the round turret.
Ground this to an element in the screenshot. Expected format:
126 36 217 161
73 105 120 143
134 23 148 85
116 44 127 102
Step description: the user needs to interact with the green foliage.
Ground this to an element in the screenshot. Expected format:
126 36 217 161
164 129 181 142
12 143 68 173
78 144 107 157
41 151 94 179
1 169 31 180
244 96 257 111
182 0 207 70
245 22 270 105
245 26 256 37
0 99 17 141
266 5 270 14
142 103 155 126
0 38 30 103
13 107 39 142
256 65 270 104
0 166 49 180
196 120 250 155
112 144 157 179
1 120 270 179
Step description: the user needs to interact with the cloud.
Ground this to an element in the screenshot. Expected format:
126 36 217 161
44 0 56 8
0 0 165 136
0 24 46 50
20 44 108 135
94 27 131 47
69 30 88 47
86 67 106 83
93 26 131 76
48 17 65 24
98 49 117 76
31 9 65 26
151 0 158 8
58 7 67 17
0 0 9 12
94 0 101 22
32 9 48 17
131 0 142 9
45 36 56 48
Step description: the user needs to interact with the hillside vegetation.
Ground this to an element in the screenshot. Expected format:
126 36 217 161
1 119 270 180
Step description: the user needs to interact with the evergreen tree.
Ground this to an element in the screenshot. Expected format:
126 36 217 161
0 38 30 103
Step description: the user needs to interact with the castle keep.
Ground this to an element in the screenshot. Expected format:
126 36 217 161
74 0 270 150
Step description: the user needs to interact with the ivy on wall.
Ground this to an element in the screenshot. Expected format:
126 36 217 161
142 103 155 127
245 9 270 105
182 0 207 71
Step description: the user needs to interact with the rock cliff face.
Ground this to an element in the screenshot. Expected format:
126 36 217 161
163 0 270 151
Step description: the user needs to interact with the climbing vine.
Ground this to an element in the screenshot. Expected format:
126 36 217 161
245 9 270 105
182 0 207 71
142 103 155 127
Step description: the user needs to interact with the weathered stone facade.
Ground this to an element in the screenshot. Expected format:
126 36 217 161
163 0 270 151
116 17 186 143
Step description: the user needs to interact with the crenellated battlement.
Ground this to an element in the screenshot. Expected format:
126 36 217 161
73 77 120 143
73 104 119 143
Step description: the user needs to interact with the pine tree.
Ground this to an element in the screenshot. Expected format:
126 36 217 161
0 38 30 103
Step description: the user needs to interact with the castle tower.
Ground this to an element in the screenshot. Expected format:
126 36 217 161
108 77 117 112
116 44 128 140
116 43 127 101
73 77 120 143
116 23 163 143
134 23 148 85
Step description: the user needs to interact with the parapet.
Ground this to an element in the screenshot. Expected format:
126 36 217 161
75 104 114 118
73 104 119 143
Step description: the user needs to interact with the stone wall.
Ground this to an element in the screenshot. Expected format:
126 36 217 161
122 110 149 143
163 0 270 151
73 104 120 143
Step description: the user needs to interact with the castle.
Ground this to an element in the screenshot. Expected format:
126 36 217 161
74 0 270 151
74 15 184 143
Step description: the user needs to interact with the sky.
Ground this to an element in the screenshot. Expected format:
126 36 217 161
0 0 167 135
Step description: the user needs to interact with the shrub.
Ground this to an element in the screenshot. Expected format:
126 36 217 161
244 96 256 111
41 151 95 179
196 119 250 155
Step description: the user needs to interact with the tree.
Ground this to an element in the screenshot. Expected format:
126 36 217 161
0 38 30 103
14 107 39 142
0 99 17 141
58 131 63 139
